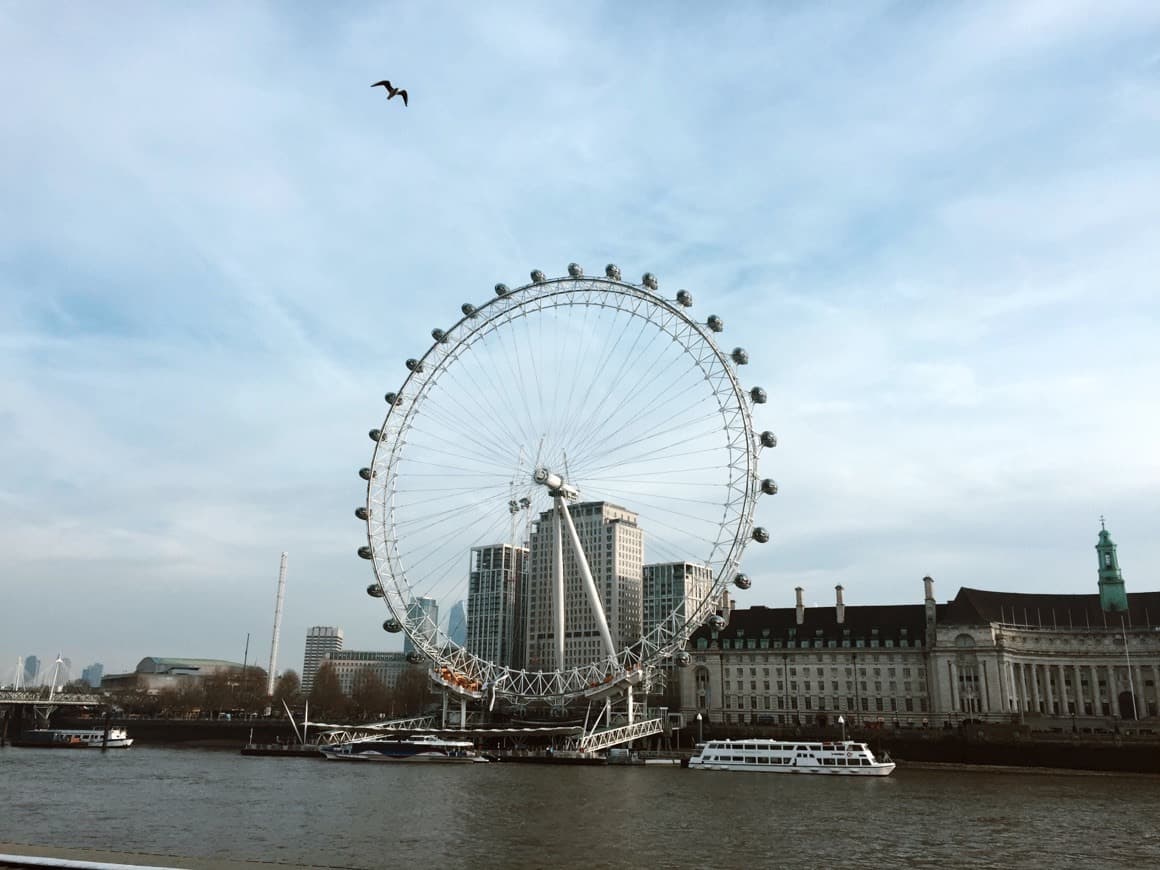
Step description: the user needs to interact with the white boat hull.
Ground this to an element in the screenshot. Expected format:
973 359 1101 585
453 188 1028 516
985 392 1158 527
688 738 895 776
690 761 894 776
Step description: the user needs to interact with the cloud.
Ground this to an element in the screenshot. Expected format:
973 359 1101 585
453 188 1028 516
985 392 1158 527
1 2 1158 675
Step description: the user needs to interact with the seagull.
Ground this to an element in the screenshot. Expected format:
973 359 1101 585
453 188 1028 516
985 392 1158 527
371 80 408 106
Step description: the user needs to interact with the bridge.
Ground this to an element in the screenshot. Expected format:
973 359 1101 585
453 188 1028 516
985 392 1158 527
0 689 103 708
577 717 664 753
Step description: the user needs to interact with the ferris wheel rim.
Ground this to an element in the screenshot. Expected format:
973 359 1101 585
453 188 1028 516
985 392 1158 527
360 267 767 702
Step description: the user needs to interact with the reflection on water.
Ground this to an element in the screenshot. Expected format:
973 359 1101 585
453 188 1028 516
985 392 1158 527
2 748 1160 869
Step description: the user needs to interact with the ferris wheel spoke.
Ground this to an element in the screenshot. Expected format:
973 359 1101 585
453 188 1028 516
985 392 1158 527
556 303 655 447
428 344 538 455
402 421 525 474
406 510 513 601
567 302 688 439
563 310 668 451
392 489 511 531
567 364 705 471
574 416 724 474
575 360 711 465
485 310 547 450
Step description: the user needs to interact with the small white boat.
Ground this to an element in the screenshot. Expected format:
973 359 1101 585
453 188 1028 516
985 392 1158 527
320 733 486 763
688 738 894 776
12 727 134 749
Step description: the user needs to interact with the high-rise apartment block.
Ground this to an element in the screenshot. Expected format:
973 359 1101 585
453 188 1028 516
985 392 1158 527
524 501 643 670
466 544 527 667
643 561 714 641
302 626 343 693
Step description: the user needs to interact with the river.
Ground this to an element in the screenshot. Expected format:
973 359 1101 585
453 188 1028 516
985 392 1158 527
2 747 1159 869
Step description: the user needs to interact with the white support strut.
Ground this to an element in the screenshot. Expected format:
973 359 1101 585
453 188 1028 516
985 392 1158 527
558 497 617 661
553 501 565 673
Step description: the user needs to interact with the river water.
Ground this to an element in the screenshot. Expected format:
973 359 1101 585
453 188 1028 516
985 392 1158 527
2 747 1159 869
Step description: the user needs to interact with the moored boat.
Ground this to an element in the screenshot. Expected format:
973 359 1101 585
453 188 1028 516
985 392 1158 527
688 738 894 776
11 727 134 749
319 733 485 763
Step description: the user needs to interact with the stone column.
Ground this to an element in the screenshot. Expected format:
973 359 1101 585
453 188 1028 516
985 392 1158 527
948 660 959 713
1089 665 1101 716
1108 665 1121 718
1044 665 1055 715
980 661 990 713
1133 665 1145 719
1020 663 1031 713
1072 664 1083 716
1030 663 1041 714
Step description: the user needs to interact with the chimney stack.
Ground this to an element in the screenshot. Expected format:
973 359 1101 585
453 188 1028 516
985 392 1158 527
923 575 934 603
835 584 845 624
795 586 805 625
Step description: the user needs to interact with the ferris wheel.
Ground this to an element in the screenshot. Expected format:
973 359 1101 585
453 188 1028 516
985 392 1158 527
356 263 777 705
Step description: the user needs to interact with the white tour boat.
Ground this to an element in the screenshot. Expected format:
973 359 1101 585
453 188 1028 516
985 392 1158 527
319 733 486 763
688 738 895 776
12 727 134 749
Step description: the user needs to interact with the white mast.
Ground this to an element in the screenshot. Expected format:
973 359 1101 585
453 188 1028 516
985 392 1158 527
266 552 289 696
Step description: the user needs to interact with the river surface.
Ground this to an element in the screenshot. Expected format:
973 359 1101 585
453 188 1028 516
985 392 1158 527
2 747 1160 869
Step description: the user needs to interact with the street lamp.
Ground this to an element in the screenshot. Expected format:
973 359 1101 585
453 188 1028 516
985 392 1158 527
696 712 703 745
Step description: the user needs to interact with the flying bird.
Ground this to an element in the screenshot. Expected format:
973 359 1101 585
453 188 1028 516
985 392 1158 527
371 80 408 106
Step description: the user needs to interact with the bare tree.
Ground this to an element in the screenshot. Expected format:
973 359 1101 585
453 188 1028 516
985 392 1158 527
350 667 391 720
308 663 347 719
392 666 433 716
273 670 301 708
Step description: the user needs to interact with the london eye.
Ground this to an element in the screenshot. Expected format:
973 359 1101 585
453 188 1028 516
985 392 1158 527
356 263 777 705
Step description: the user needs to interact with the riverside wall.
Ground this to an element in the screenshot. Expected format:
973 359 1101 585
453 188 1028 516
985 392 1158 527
30 715 1160 772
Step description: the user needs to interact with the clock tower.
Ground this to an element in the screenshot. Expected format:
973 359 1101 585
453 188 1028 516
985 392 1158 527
1096 517 1128 613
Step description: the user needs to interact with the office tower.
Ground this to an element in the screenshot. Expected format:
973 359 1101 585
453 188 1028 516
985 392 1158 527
643 561 715 640
24 655 39 686
466 544 527 667
447 600 468 647
81 662 104 689
524 501 643 671
404 597 439 655
302 626 344 694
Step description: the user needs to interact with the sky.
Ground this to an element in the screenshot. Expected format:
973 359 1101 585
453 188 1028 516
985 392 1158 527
2 1 1159 682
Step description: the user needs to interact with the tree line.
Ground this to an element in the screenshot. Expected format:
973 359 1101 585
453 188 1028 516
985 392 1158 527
91 663 433 721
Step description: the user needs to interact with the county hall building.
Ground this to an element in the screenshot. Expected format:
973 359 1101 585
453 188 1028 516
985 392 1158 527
680 522 1160 728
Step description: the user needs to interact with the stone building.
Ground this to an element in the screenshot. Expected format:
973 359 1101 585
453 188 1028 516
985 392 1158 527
681 522 1160 728
322 650 411 695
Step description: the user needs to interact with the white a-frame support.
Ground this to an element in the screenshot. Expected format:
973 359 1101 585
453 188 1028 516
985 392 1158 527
536 467 617 674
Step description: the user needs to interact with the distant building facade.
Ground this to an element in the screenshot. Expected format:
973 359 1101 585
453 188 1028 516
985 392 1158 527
447 601 468 648
524 501 643 671
23 655 39 687
466 544 526 667
643 561 714 640
302 626 344 694
323 650 411 695
681 523 1160 728
404 597 439 656
81 662 104 689
101 657 247 693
